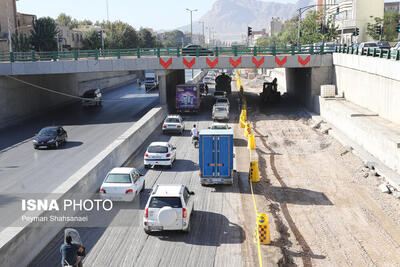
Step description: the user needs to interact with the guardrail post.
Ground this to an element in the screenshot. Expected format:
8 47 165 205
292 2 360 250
215 46 219 57
291 46 295 55
373 48 377 57
10 52 14 62
320 44 324 55
396 50 400 61
177 47 180 57
74 50 78 60
94 49 98 60
386 49 391 60
157 48 160 58
379 49 384 58
310 44 314 55
52 51 57 61
272 46 276 56
31 51 36 62
117 49 121 59
366 48 370 56
137 48 141 58
253 46 257 56
167 47 170 56
233 46 237 56
196 47 199 57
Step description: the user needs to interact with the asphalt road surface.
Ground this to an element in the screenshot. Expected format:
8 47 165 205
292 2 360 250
0 83 159 229
29 87 252 267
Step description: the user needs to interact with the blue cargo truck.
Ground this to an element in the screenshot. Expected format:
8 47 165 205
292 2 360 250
199 129 234 185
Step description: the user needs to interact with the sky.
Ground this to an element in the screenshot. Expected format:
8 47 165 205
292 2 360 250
16 0 297 31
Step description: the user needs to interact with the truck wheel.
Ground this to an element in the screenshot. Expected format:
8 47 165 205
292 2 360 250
144 229 151 235
184 221 191 233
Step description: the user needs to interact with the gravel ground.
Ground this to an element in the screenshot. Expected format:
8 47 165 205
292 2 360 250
239 76 400 266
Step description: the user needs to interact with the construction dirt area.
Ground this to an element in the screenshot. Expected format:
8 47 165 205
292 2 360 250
236 75 400 267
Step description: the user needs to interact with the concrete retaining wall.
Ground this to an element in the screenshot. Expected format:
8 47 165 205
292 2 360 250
314 96 400 175
333 55 400 124
0 71 144 129
0 106 167 267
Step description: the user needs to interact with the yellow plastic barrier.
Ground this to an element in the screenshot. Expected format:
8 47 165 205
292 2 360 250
257 213 271 245
244 122 251 137
241 109 247 121
249 161 260 182
240 117 245 128
248 134 256 149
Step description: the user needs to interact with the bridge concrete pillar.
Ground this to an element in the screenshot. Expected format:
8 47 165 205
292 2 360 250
156 69 185 111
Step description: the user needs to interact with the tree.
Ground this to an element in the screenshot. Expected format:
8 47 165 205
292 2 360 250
162 30 185 47
30 17 59 51
367 10 400 41
138 28 156 48
12 30 31 52
56 13 72 27
104 21 138 49
81 29 102 50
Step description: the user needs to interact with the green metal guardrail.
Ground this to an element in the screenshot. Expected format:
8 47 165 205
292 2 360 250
335 45 400 61
0 45 335 63
2 45 397 63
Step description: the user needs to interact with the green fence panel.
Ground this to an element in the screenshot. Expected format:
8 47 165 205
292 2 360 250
157 48 160 57
215 47 219 57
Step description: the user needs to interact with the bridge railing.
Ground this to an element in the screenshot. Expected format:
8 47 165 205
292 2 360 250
0 45 336 63
335 45 400 61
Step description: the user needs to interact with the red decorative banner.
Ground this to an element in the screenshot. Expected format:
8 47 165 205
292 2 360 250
183 58 196 69
275 56 287 67
252 57 264 68
229 57 242 68
206 57 218 68
159 58 172 69
298 55 310 67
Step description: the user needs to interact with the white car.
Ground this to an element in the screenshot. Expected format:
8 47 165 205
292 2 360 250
99 167 145 201
144 142 176 169
215 97 230 107
203 76 214 84
209 122 231 130
212 104 229 121
162 115 184 134
143 184 195 234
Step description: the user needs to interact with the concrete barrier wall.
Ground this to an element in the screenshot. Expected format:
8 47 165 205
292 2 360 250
315 96 400 175
0 70 144 129
0 106 167 267
333 60 400 125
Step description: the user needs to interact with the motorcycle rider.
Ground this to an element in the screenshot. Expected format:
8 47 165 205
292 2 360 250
191 124 199 145
60 235 83 267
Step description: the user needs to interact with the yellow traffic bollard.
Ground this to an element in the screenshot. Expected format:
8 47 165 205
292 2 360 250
248 134 256 149
240 85 244 95
244 123 251 137
240 116 245 128
257 213 271 245
241 109 247 121
249 161 260 182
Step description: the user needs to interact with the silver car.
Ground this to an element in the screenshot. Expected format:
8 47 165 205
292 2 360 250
212 104 229 121
162 115 185 134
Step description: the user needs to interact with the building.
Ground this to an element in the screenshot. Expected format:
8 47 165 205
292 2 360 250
323 0 384 45
57 25 83 50
16 12 36 36
384 2 400 13
270 18 283 36
250 28 268 46
0 0 17 52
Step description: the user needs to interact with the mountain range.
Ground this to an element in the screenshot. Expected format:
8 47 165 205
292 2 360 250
177 0 315 42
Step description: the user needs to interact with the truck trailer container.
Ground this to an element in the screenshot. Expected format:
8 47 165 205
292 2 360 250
176 84 200 113
199 129 234 185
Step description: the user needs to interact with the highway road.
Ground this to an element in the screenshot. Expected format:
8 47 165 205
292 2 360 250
29 87 254 266
0 83 159 229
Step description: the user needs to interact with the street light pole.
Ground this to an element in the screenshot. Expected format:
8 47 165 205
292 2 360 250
186 8 198 44
7 2 13 53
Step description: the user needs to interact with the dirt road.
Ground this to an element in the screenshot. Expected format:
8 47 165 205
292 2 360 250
239 77 400 266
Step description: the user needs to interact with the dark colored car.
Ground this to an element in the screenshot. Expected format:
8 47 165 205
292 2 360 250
81 88 102 106
33 126 68 149
182 45 214 56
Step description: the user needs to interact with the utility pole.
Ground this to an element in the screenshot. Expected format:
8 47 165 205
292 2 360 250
7 2 13 53
186 8 197 44
198 21 205 45
106 0 109 22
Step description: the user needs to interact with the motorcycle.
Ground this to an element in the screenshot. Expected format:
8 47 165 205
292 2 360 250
64 228 85 267
192 136 199 148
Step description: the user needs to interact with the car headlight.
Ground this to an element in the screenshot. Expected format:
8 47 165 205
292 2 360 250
48 138 55 143
33 140 38 143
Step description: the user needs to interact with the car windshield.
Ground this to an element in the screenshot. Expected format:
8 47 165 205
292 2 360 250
217 99 228 103
148 146 168 153
166 118 180 123
214 92 224 96
212 125 228 129
149 197 182 208
38 128 57 136
364 43 377 47
215 107 227 112
105 174 132 183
